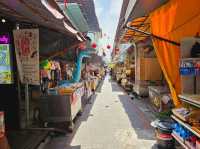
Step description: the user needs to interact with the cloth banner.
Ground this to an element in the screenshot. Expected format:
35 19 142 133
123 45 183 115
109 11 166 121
13 29 39 85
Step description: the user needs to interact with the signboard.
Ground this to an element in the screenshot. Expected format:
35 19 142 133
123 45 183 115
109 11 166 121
13 29 39 85
0 35 10 44
0 34 12 84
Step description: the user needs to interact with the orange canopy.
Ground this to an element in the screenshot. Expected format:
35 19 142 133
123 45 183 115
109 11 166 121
150 0 200 107
122 17 150 43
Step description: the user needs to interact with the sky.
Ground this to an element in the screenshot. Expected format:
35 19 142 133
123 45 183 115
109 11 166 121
94 0 123 62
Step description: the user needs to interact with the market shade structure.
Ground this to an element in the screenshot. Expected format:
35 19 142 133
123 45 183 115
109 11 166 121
114 0 130 45
65 3 89 32
121 16 150 43
0 0 86 59
0 0 81 37
114 0 200 107
149 0 200 107
59 3 90 32
115 0 168 46
57 0 100 32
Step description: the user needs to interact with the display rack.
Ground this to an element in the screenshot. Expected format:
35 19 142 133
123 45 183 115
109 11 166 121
181 58 200 62
172 132 189 149
171 94 200 148
179 94 200 108
172 94 200 149
171 115 200 138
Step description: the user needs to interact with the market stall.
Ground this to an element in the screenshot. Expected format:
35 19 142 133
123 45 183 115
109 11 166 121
133 38 163 96
40 82 84 131
171 37 200 149
119 46 135 92
36 32 107 131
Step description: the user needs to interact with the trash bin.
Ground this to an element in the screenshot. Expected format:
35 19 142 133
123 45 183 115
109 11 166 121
151 119 175 149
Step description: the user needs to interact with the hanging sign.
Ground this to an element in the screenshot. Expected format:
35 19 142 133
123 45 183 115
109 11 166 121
13 29 39 85
0 35 10 44
0 34 12 84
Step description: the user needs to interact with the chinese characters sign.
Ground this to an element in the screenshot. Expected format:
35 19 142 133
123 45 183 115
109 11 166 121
0 44 12 84
13 29 39 85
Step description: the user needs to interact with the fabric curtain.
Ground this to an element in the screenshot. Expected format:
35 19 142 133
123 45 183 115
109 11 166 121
150 0 200 107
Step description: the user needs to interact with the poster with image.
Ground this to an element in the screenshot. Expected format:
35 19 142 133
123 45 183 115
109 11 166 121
13 29 39 85
0 44 12 84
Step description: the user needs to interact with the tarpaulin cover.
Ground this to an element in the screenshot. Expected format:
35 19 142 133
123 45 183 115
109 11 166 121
122 17 150 43
150 0 200 107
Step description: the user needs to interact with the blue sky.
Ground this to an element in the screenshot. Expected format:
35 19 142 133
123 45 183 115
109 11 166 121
94 0 123 62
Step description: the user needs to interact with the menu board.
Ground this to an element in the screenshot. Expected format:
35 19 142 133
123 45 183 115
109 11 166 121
0 44 12 84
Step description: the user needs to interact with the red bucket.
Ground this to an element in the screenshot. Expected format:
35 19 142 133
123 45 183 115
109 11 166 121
0 112 5 138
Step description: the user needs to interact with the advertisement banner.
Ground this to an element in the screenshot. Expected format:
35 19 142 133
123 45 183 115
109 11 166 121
0 43 12 84
13 29 39 85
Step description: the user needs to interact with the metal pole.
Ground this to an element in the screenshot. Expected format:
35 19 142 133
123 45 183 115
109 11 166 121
25 83 29 127
124 25 180 46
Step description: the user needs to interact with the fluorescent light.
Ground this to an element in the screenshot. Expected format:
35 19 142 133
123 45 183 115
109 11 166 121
41 0 64 19
63 20 78 34
1 19 6 23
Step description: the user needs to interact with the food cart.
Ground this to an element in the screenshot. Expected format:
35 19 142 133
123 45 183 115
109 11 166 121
39 83 84 131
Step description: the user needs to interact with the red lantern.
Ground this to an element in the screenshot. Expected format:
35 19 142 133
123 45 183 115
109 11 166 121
92 43 97 49
107 45 111 49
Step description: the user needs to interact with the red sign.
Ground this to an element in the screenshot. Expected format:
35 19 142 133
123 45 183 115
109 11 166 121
0 112 5 138
17 36 30 57
91 43 97 49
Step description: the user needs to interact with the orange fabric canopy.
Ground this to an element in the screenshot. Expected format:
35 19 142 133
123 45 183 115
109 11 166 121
122 17 150 43
150 0 200 107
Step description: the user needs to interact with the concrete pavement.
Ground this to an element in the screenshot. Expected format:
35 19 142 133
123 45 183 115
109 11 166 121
44 76 156 149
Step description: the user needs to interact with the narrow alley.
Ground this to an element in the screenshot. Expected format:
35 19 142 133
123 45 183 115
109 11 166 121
44 76 156 149
0 1 200 149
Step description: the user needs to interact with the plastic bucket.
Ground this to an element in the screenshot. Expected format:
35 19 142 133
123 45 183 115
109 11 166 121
151 119 175 149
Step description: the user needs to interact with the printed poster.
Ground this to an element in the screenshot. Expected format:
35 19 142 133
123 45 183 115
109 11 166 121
13 29 39 85
0 44 12 84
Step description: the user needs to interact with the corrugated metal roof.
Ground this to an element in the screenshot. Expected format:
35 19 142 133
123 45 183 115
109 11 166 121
114 0 130 45
128 0 168 22
0 0 79 38
114 0 168 46
59 3 90 32
57 0 100 32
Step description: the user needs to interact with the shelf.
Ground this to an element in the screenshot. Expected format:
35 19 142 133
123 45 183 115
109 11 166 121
172 132 189 149
181 58 200 61
179 94 200 108
171 115 200 138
